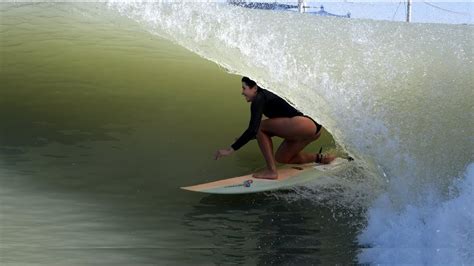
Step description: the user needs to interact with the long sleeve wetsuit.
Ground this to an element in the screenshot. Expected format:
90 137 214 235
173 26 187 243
231 88 308 151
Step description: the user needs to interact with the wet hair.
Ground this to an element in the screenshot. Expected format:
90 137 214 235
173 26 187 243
241 76 257 88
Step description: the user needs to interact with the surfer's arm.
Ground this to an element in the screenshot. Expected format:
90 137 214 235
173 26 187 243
231 94 264 151
214 147 234 160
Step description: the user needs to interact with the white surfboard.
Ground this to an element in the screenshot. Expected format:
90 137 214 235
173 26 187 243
181 158 350 194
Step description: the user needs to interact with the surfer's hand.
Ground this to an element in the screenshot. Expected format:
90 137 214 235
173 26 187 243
214 148 234 160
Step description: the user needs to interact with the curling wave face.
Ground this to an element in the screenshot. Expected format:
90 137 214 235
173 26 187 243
106 2 473 263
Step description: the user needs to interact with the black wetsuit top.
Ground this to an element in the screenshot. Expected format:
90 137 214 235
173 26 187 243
231 87 319 151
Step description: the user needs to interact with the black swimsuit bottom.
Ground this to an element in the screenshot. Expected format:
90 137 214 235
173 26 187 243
231 88 323 151
303 115 323 135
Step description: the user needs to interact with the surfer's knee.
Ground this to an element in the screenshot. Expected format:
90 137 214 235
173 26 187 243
256 128 265 139
256 126 273 139
258 121 269 135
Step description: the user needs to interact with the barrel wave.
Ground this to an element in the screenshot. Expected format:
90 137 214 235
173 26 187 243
107 2 473 264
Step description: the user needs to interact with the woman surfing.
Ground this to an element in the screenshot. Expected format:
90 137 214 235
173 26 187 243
214 77 336 179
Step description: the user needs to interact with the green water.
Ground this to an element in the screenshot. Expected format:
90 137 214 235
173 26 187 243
1 3 362 264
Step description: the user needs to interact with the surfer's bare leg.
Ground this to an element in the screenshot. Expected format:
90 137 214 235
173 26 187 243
275 130 336 164
275 139 317 164
253 129 278 179
254 116 319 179
256 117 335 167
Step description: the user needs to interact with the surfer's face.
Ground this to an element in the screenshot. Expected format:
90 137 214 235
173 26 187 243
241 83 257 102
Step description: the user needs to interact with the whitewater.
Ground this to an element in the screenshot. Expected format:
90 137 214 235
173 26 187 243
106 2 473 264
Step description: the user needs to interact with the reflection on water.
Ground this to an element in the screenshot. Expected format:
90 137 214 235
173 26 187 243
183 194 364 265
1 3 363 264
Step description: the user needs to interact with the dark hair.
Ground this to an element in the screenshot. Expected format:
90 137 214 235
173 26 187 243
241 76 257 88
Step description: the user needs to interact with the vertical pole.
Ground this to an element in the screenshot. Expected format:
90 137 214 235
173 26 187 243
298 0 306 13
406 0 412 22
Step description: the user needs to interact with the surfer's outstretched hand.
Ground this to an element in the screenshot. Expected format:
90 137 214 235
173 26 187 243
214 148 234 160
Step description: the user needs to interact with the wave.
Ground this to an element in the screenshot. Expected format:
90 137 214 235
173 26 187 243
106 2 473 263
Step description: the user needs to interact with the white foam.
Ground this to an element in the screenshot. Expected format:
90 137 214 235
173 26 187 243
358 163 474 264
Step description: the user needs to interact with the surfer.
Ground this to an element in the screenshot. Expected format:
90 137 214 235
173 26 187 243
214 77 335 179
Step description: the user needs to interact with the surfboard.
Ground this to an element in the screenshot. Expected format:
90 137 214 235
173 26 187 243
181 158 350 194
